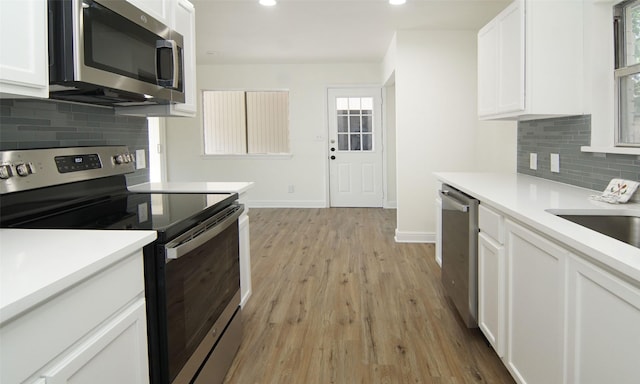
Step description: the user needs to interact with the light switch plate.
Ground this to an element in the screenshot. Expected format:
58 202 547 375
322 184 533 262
529 153 538 170
550 153 560 173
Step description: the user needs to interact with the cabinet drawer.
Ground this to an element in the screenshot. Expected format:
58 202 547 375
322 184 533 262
0 252 144 384
479 204 504 243
42 298 149 384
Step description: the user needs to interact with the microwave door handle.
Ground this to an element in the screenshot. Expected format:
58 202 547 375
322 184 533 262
164 205 243 260
156 39 179 89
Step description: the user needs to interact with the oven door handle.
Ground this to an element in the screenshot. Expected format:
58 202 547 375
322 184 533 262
439 190 469 213
164 204 244 260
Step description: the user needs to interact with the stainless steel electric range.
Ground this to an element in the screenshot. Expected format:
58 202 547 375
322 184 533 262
0 146 243 384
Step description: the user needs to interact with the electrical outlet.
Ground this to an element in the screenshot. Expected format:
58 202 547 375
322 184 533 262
529 153 538 170
136 149 146 169
288 185 294 193
550 153 560 173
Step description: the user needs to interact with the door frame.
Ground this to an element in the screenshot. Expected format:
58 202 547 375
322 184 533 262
324 85 387 208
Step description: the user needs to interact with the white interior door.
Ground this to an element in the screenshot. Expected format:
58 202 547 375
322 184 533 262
328 88 383 207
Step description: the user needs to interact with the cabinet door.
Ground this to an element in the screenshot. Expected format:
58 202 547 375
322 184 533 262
435 197 442 266
478 232 505 357
126 0 173 25
566 256 640 384
505 220 566 384
239 213 252 307
497 0 525 114
172 0 197 115
0 0 48 98
477 20 499 117
42 299 149 384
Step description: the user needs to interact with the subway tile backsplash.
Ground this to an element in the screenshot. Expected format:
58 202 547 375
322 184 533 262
517 115 640 191
0 99 149 185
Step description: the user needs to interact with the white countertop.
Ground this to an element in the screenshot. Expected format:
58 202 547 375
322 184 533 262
434 172 640 283
128 181 254 195
0 229 157 325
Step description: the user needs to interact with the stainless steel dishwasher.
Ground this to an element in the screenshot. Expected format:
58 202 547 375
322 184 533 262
439 184 479 328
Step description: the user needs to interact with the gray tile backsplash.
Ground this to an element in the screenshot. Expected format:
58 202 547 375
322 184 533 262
517 115 640 191
0 99 149 185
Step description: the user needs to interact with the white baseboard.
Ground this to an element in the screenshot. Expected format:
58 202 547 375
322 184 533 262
394 229 436 243
246 200 327 208
384 200 397 209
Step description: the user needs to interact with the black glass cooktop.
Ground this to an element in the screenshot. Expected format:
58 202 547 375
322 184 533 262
0 176 237 242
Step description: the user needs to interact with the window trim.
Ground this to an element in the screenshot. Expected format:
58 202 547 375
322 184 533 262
614 0 640 148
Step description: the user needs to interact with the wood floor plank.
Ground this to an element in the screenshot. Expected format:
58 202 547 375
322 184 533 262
223 208 514 383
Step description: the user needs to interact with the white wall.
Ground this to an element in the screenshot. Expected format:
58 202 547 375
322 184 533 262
391 30 516 242
164 63 382 207
476 120 517 172
384 83 397 207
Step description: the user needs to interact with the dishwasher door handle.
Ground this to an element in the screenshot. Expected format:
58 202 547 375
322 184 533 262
439 190 469 213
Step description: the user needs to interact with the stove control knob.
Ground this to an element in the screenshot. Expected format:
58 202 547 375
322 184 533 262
114 154 125 164
0 165 12 179
16 163 31 177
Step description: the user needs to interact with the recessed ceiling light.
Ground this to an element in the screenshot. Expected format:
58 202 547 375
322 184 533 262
389 0 406 4
260 0 276 6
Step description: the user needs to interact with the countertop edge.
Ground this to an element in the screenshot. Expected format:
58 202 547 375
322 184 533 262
128 181 255 195
0 230 157 325
435 172 640 284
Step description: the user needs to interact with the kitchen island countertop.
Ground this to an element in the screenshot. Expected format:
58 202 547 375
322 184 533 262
0 229 157 325
128 181 254 195
434 172 640 283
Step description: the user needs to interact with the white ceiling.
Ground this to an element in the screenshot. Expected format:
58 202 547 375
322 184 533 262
192 0 511 65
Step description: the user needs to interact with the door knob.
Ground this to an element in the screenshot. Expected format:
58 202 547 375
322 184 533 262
330 155 336 160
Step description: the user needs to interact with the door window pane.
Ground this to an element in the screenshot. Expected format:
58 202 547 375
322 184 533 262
334 96 374 152
338 134 349 150
362 134 372 150
338 116 348 133
348 97 361 111
336 97 349 113
349 116 361 132
350 134 361 151
362 115 372 133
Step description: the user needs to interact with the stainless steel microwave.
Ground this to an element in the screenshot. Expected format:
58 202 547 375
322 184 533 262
48 0 185 106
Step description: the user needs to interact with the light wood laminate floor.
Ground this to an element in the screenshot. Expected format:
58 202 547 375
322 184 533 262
224 208 514 384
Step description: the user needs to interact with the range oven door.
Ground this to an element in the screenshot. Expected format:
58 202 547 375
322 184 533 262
147 203 243 384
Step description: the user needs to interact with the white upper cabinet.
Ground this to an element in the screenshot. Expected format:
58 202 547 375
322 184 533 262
117 0 197 117
0 0 48 99
478 0 584 120
126 0 173 26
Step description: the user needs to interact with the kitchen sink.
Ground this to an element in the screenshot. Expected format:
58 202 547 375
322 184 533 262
553 213 640 249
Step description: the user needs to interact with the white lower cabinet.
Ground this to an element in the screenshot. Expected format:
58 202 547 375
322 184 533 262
478 231 505 357
566 255 640 384
435 197 442 266
505 219 567 384
41 299 148 384
239 211 252 307
1 252 149 384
